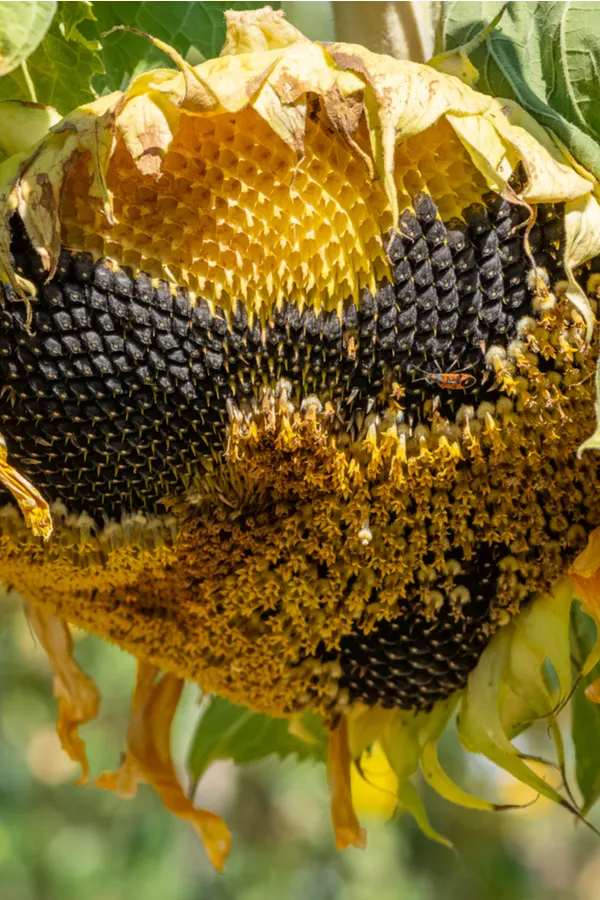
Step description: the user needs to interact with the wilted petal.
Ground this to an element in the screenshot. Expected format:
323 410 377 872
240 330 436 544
26 603 100 783
571 527 600 613
97 661 231 871
327 717 366 850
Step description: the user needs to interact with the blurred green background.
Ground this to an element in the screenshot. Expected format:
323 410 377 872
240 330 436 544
2 590 600 900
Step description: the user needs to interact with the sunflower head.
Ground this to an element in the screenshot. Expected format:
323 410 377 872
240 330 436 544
3 4 600 867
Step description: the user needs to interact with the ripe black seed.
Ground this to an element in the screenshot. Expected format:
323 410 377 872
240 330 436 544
493 217 514 241
438 311 459 334
74 357 94 378
482 275 505 300
499 239 521 266
413 260 434 288
394 258 412 283
398 209 423 241
466 203 491 236
108 294 128 319
475 229 500 258
430 244 453 271
397 306 418 330
62 283 85 305
414 191 438 224
43 284 64 307
479 255 502 281
435 269 457 292
388 234 407 264
93 261 113 291
457 271 479 295
134 272 154 303
71 306 90 330
72 253 94 283
113 268 134 298
425 219 447 249
55 250 72 281
407 237 429 264
378 306 397 329
446 220 468 252
437 288 459 313
505 285 528 309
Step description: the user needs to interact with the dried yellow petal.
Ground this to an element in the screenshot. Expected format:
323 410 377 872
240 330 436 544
327 717 366 851
0 434 52 539
26 603 100 783
97 661 231 871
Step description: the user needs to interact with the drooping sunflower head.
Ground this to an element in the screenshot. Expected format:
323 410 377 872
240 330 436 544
3 4 600 867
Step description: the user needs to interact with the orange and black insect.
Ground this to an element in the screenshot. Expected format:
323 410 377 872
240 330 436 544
424 371 477 391
412 347 485 392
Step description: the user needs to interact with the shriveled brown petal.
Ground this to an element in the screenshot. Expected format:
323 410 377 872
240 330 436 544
26 603 100 783
327 717 366 851
97 661 231 871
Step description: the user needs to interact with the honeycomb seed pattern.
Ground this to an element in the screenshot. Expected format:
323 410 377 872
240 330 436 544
0 193 569 521
334 545 501 710
61 110 493 318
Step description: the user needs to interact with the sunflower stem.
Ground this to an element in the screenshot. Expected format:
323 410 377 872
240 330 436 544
20 60 37 103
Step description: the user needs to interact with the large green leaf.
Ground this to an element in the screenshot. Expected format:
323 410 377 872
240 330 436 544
572 680 600 815
0 1 56 77
86 1 281 95
188 696 327 786
0 2 284 116
0 1 103 112
571 603 600 814
439 2 600 181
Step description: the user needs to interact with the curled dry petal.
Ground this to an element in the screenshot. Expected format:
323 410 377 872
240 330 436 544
96 661 231 871
0 433 52 538
327 717 366 851
221 6 309 56
571 526 600 612
26 603 100 783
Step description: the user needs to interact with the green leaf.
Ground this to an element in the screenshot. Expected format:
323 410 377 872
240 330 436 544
88 1 281 95
439 1 600 181
0 101 61 161
0 1 104 113
570 603 600 814
188 696 327 785
572 678 600 814
0 1 56 76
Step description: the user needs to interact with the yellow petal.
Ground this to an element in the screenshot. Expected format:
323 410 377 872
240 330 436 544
420 742 496 812
97 661 231 871
0 433 52 538
350 743 398 819
327 717 366 850
221 7 308 56
26 603 100 784
117 90 180 178
346 702 397 759
563 192 600 341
